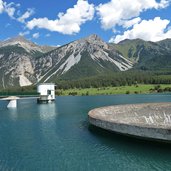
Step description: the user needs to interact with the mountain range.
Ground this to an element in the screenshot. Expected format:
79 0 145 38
0 34 171 88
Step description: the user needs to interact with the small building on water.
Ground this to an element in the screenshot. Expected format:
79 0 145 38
37 83 55 103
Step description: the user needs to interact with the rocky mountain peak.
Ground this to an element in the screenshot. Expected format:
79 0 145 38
0 36 52 53
86 34 101 41
10 35 28 41
2 36 32 45
82 34 108 50
62 34 107 53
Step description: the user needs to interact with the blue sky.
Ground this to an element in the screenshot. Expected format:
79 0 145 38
0 0 171 46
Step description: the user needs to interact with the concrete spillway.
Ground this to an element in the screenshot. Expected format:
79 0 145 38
88 103 171 142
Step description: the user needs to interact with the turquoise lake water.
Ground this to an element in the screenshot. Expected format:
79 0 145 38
0 94 171 171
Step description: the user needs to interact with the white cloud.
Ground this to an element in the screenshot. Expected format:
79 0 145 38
16 3 20 8
110 17 171 43
158 0 171 8
45 33 51 37
18 8 34 23
19 31 30 36
26 0 95 35
5 23 10 27
0 0 33 23
122 17 141 28
32 32 40 39
0 0 22 19
97 0 170 29
3 2 16 18
0 0 4 13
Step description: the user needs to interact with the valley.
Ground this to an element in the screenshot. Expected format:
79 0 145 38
0 34 171 90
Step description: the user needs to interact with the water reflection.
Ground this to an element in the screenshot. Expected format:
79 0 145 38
38 103 57 120
8 108 18 121
0 101 18 120
38 102 61 143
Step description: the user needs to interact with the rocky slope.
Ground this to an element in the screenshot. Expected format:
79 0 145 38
33 34 133 82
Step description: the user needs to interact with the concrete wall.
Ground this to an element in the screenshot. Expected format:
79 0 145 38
88 104 171 142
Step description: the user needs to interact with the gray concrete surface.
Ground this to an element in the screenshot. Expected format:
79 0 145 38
88 103 171 141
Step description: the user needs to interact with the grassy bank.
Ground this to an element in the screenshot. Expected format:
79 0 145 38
56 84 171 96
1 84 171 97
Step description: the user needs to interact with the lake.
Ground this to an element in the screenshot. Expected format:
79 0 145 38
0 94 171 170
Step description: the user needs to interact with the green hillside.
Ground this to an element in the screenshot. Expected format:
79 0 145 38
113 38 171 71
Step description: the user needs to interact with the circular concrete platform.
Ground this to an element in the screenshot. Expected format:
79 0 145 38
88 103 171 142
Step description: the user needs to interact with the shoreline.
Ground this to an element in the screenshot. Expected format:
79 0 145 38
1 84 171 97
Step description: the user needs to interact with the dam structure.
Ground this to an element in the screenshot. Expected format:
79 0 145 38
37 83 55 104
88 103 171 142
0 83 56 108
0 96 39 108
1 96 20 108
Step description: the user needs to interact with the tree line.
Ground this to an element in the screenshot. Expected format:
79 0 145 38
56 71 171 89
1 70 171 95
